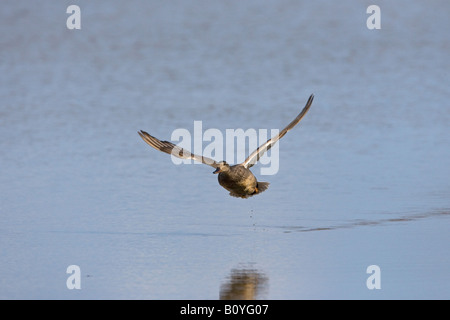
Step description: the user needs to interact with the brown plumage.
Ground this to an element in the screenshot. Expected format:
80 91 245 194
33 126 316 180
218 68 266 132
138 94 314 198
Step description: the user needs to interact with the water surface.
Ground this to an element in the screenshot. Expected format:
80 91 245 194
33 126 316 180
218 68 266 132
0 0 449 299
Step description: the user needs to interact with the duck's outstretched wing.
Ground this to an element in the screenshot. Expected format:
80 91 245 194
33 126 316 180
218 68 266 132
242 94 314 169
138 130 219 168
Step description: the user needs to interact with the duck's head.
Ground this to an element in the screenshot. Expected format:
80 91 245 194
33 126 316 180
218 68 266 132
213 161 230 174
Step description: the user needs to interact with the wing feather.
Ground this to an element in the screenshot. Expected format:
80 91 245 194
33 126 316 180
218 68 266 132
138 130 219 168
242 94 314 168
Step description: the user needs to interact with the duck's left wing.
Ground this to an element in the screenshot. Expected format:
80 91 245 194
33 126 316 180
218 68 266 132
242 94 314 168
138 130 219 168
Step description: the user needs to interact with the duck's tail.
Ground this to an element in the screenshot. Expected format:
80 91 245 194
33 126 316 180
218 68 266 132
254 182 270 194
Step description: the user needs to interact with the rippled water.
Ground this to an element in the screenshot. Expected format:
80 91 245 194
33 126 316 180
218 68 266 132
1 0 449 299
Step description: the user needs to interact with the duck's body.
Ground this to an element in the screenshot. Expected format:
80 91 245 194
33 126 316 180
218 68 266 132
216 164 270 198
138 94 314 198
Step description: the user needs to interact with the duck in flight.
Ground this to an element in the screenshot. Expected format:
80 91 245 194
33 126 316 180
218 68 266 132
138 94 314 198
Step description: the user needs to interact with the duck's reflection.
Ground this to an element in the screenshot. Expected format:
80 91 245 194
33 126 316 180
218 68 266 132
220 266 268 300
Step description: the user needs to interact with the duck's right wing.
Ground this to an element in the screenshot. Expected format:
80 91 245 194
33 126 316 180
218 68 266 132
242 94 314 168
138 130 219 168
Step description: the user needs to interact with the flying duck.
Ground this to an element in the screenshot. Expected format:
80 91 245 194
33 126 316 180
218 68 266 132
138 94 314 198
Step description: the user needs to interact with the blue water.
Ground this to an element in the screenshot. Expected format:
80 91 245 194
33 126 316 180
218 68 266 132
1 0 449 299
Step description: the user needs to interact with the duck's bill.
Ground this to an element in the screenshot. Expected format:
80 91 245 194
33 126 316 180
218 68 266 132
213 168 221 174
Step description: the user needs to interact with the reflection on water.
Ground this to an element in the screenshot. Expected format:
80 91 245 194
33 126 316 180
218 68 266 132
220 266 268 300
281 209 450 233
